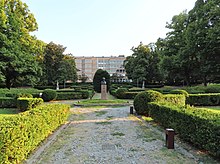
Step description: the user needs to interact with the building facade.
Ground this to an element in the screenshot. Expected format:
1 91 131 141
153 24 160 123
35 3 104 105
75 55 128 82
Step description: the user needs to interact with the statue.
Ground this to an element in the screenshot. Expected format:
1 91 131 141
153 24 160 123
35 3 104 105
101 77 107 100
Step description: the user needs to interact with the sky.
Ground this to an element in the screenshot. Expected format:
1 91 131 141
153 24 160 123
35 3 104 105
22 0 196 57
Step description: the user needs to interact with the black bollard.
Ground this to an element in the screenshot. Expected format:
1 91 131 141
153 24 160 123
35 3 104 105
130 105 134 114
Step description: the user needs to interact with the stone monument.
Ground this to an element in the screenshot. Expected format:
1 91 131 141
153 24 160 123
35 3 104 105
101 77 107 100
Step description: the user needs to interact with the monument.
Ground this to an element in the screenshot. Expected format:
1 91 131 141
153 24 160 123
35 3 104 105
101 77 107 100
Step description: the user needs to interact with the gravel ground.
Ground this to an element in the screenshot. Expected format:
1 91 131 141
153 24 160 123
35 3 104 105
26 106 218 164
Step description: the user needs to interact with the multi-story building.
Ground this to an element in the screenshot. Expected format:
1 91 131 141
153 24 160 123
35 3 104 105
75 55 128 82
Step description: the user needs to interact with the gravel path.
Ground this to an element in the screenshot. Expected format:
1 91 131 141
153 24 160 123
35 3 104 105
26 106 211 164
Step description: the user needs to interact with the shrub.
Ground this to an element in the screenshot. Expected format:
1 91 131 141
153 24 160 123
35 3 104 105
115 88 128 99
163 94 186 106
0 104 70 163
204 85 220 93
16 93 33 99
148 102 220 158
186 93 220 106
42 89 57 102
81 90 90 99
134 90 162 115
0 97 17 108
93 69 110 93
17 98 44 112
169 89 189 97
56 92 82 100
123 92 139 99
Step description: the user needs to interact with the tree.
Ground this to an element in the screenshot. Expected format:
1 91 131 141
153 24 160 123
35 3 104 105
93 69 110 93
0 0 42 89
124 42 162 86
42 42 77 85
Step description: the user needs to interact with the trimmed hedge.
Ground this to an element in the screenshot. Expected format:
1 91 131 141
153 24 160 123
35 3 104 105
0 97 17 108
134 90 163 115
17 98 44 112
0 104 70 163
163 94 186 106
186 93 220 106
115 88 128 99
42 89 57 102
56 92 82 100
148 102 220 158
169 89 189 97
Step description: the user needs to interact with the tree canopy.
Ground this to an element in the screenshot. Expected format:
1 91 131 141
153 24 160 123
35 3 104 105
0 0 42 88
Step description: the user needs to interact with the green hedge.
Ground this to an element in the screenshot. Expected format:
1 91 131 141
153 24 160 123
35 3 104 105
0 97 16 108
17 98 44 112
56 92 83 100
163 94 186 106
0 104 70 163
148 102 220 158
186 93 220 106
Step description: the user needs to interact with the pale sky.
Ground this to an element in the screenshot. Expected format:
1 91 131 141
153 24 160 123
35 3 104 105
22 0 196 56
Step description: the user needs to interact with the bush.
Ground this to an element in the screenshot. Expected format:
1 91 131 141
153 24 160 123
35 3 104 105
169 89 189 97
0 97 17 108
123 92 139 99
81 90 90 99
17 98 44 112
56 92 82 100
16 93 33 99
148 102 220 158
186 93 220 106
163 94 186 106
93 69 110 93
42 89 57 102
115 88 128 99
134 90 162 115
0 104 70 163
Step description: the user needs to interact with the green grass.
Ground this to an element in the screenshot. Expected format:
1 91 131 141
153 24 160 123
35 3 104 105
95 110 107 116
76 99 128 105
95 121 112 125
111 132 125 136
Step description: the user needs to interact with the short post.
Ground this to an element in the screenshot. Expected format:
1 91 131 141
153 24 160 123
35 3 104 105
165 128 175 149
130 105 134 114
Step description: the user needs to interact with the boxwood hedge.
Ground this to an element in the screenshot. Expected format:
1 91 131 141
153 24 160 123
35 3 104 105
0 104 70 163
148 102 220 158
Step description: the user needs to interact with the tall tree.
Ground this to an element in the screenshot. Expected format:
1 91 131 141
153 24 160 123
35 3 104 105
0 0 42 89
42 42 77 85
124 42 162 86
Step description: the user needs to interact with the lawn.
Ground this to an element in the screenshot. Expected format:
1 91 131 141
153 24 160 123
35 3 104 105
75 99 129 106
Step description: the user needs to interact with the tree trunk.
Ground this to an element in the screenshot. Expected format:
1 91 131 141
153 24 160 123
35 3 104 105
6 78 11 89
203 75 207 86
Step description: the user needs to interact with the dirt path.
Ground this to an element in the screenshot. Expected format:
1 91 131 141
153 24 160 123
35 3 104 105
26 106 217 164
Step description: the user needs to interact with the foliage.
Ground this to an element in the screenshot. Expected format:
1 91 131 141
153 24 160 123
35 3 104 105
0 104 70 163
133 90 162 115
186 93 220 106
17 98 43 112
124 42 162 85
42 89 57 102
115 88 128 99
163 94 186 106
56 92 82 100
0 0 43 89
0 97 16 108
40 42 77 85
169 89 189 97
157 0 220 86
148 102 220 158
93 69 110 93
